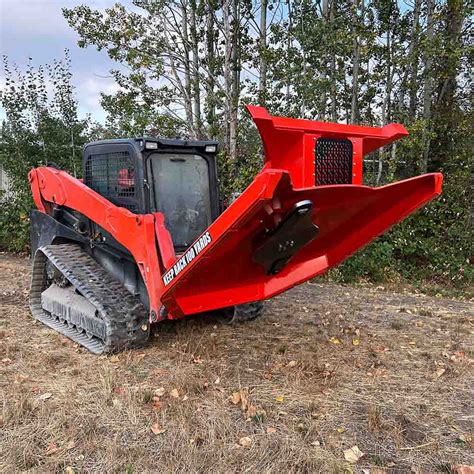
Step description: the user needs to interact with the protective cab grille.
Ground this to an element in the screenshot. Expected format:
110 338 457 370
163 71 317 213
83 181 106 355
315 138 353 185
84 151 138 212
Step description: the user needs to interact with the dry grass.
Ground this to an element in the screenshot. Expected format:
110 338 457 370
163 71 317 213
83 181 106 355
0 252 473 473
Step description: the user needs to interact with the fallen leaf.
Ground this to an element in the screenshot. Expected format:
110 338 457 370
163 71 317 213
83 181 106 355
152 397 162 410
452 465 474 474
229 388 249 411
275 395 285 403
230 391 241 405
435 367 446 378
14 374 28 383
266 427 277 434
329 337 342 344
64 467 75 474
154 387 166 397
343 445 364 463
239 389 249 411
58 335 72 345
65 440 76 450
170 388 180 398
109 355 120 363
45 442 59 456
112 398 121 408
352 338 360 346
247 404 257 418
38 392 53 401
151 423 167 435
239 436 252 447
287 360 297 368
336 427 346 433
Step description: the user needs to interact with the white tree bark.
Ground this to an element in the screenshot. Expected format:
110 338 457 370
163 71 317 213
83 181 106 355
422 0 435 172
258 0 268 105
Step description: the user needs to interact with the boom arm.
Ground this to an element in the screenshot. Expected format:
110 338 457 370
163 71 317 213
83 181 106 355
29 166 168 321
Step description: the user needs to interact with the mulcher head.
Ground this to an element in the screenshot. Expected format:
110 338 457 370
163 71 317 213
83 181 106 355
160 106 442 317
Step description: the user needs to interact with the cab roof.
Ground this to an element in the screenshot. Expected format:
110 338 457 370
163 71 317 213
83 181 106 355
84 137 219 153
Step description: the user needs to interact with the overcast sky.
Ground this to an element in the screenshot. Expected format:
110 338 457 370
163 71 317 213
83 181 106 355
0 0 132 123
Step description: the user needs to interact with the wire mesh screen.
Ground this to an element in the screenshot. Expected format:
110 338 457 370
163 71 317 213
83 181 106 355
315 138 353 185
85 151 138 212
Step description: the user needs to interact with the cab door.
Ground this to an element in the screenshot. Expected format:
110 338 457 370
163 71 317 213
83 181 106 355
148 152 214 250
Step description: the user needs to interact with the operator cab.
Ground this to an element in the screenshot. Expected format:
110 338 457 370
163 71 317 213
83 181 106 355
83 138 220 251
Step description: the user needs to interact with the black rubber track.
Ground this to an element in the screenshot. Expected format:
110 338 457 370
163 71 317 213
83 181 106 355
231 301 265 323
29 243 150 354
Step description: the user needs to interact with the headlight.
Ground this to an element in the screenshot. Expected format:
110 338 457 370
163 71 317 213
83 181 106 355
205 145 217 153
145 141 158 150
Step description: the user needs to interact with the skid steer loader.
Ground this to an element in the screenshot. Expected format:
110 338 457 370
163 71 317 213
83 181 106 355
28 105 443 354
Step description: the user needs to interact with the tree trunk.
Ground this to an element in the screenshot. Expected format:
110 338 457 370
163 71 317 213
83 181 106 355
205 0 217 137
229 0 241 162
285 0 292 106
409 0 421 116
223 0 232 155
350 0 363 124
396 0 421 118
382 29 392 126
181 1 194 136
330 0 337 121
421 0 435 172
258 0 268 106
429 0 464 171
189 0 203 138
300 1 307 117
321 0 329 119
379 26 393 186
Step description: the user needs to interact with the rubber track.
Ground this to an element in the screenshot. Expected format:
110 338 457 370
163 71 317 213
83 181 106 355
30 243 149 354
231 301 264 323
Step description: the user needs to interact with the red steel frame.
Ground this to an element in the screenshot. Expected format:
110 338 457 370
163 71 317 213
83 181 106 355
29 105 442 322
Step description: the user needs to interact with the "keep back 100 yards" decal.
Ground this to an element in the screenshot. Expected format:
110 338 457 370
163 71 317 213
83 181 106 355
162 231 212 286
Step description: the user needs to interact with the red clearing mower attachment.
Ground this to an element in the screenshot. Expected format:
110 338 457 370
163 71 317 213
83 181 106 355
160 106 442 318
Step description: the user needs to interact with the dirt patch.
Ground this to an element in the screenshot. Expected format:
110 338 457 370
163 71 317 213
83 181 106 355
0 252 473 472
